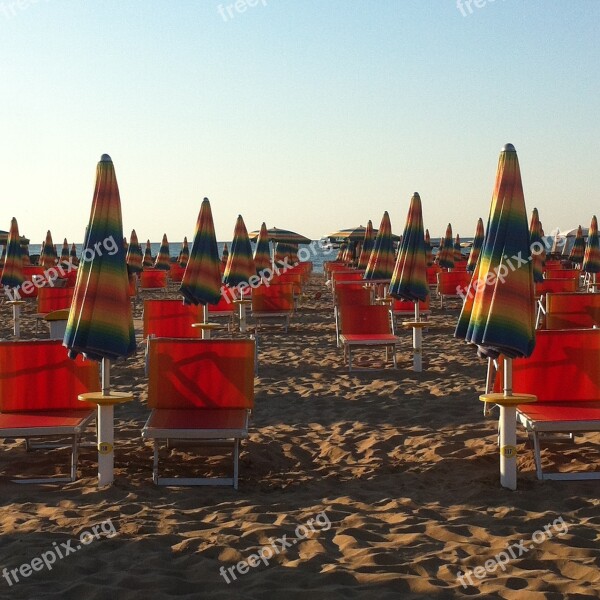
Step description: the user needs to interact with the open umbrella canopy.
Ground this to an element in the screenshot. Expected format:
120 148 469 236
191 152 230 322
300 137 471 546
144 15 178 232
154 233 171 270
142 240 154 268
529 208 544 283
467 218 485 273
582 215 600 274
178 236 190 268
364 211 395 280
327 225 369 242
180 198 222 305
569 225 586 264
357 220 375 270
126 229 143 274
224 215 256 287
455 143 536 359
249 226 310 245
0 217 24 289
40 230 57 269
64 154 136 362
437 224 454 269
389 193 429 302
253 222 272 273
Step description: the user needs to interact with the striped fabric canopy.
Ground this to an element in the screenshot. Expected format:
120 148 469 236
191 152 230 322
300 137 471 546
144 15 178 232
253 222 272 273
455 144 535 359
224 215 256 287
529 208 544 283
424 229 433 267
467 218 484 273
249 227 310 245
437 224 454 269
143 240 154 268
40 230 57 269
389 193 429 302
180 198 222 305
154 233 171 271
126 229 143 274
64 155 137 362
0 217 24 289
60 238 70 262
178 236 189 268
582 215 600 274
569 225 585 264
364 211 395 280
357 220 375 270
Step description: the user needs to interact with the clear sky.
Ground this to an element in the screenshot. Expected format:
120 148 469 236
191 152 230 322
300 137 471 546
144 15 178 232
1 0 598 244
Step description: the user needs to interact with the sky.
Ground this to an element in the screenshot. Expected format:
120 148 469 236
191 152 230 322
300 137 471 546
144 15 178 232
1 0 599 244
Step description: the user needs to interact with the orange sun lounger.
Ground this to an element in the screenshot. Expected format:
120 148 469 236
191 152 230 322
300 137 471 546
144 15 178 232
251 283 294 332
0 340 99 483
143 299 202 339
141 337 255 488
539 292 600 330
436 271 471 308
493 328 600 480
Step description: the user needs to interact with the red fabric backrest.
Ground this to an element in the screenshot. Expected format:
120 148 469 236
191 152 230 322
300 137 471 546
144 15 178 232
208 292 236 313
252 283 294 312
392 296 430 312
169 264 186 283
426 265 441 284
332 271 364 285
143 299 201 339
140 269 167 289
437 271 471 295
37 287 75 314
545 269 580 280
545 292 600 329
493 329 600 402
339 305 391 335
536 279 578 295
335 285 372 307
0 340 99 412
147 338 254 409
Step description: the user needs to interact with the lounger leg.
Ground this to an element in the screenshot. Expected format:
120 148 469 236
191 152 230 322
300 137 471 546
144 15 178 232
335 308 340 347
71 435 79 481
153 442 159 484
348 347 352 372
392 345 398 369
233 438 240 490
532 431 543 480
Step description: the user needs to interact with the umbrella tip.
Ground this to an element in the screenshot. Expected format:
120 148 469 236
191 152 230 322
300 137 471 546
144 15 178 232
100 154 112 162
502 143 516 152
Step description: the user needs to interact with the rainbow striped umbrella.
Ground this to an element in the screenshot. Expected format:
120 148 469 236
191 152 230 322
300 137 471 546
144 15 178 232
126 229 143 274
249 227 310 245
180 198 222 305
335 243 346 261
389 193 429 302
253 222 272 273
70 243 78 264
65 154 136 362
467 218 484 273
221 242 229 265
529 208 544 283
454 234 463 264
364 211 395 280
424 229 433 267
569 225 585 265
178 236 189 268
143 240 154 268
1 217 24 289
40 230 57 268
274 241 298 266
60 238 70 263
154 233 171 271
437 224 454 269
455 143 535 359
224 215 256 288
357 220 375 269
582 215 600 274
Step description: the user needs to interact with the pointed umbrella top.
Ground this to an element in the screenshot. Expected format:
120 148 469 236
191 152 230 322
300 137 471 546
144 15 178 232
224 215 256 287
126 229 143 274
179 236 190 268
467 218 485 273
569 225 585 264
0 217 24 289
357 220 375 270
529 208 544 283
364 211 395 280
582 215 600 274
154 233 171 270
438 224 454 269
253 222 271 273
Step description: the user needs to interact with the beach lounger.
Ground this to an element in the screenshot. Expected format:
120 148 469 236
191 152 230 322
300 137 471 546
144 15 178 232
537 292 600 330
251 283 294 332
436 271 471 308
389 297 430 328
333 284 372 347
143 299 202 339
0 340 99 483
33 286 74 334
141 338 255 488
338 304 401 372
140 269 168 292
493 329 600 480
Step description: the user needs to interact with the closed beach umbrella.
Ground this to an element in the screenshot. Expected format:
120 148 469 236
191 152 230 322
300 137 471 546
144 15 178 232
224 215 256 289
335 243 346 262
454 234 463 264
179 236 189 268
455 144 536 490
467 218 484 273
364 211 395 280
221 242 229 265
569 225 585 265
529 208 544 283
253 222 272 273
40 230 57 268
582 215 600 276
60 238 70 263
64 154 136 486
126 229 143 274
1 218 25 337
274 241 298 266
143 240 154 268
70 243 79 265
154 233 171 271
180 197 222 307
357 220 375 270
424 229 433 267
438 224 454 269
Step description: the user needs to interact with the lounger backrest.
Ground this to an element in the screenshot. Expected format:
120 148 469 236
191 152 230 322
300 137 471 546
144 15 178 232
0 340 99 412
545 269 580 280
545 292 600 329
143 299 201 339
335 285 371 307
339 305 391 335
392 296 430 312
147 338 254 409
426 266 441 284
437 271 471 295
493 329 600 402
37 286 75 314
536 278 578 295
140 269 167 289
208 292 236 313
252 283 294 312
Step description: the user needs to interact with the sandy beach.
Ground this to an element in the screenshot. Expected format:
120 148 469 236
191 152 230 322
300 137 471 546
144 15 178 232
1 274 599 600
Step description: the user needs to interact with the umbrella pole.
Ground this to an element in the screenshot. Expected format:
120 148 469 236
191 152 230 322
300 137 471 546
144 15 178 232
98 358 115 487
499 358 517 490
9 301 25 338
202 305 210 339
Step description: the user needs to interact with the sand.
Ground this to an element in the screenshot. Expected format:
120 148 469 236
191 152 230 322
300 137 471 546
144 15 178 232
1 274 599 599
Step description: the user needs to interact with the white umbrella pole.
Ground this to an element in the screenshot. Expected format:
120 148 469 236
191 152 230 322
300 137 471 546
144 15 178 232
12 302 21 338
239 299 247 333
413 302 422 372
98 358 115 487
499 358 517 490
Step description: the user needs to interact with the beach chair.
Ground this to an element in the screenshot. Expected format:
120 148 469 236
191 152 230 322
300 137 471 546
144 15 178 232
207 292 236 331
20 266 46 298
33 286 74 334
0 340 99 483
389 297 430 329
143 299 202 339
540 292 600 330
251 283 294 332
338 304 401 372
436 271 471 308
333 284 372 347
274 271 304 309
544 269 581 280
140 269 168 292
141 337 255 488
493 329 600 480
